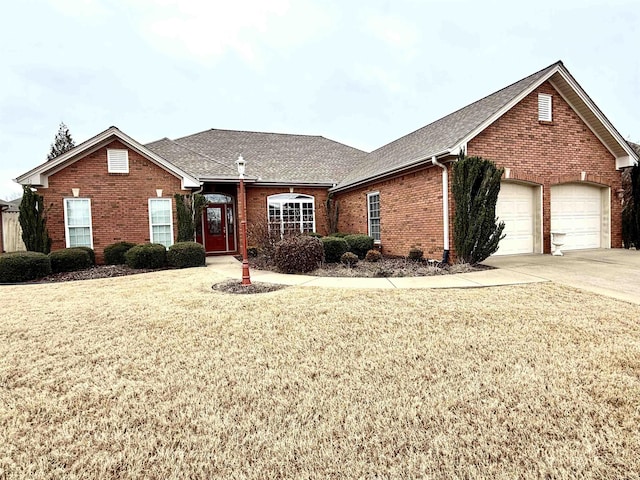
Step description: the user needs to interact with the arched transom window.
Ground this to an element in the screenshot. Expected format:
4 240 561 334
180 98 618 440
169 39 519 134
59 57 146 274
267 193 315 235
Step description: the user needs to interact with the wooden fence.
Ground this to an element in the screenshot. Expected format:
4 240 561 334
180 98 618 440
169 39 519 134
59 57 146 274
2 212 26 252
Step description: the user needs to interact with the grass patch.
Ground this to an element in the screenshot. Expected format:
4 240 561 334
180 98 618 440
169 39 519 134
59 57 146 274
1 267 639 478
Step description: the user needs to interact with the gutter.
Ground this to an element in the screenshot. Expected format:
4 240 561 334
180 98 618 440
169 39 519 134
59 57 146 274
431 156 450 264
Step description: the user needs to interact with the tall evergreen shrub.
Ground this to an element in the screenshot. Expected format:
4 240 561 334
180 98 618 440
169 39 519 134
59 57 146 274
452 154 505 264
622 164 640 248
19 185 52 253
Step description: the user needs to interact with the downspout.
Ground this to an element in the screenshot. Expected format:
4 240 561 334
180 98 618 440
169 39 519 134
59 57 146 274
431 157 450 264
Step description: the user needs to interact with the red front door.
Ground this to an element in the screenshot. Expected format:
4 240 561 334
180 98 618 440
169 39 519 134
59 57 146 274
203 203 236 252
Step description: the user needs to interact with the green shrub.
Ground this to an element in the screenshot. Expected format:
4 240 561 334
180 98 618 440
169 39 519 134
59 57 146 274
365 249 382 262
167 242 205 268
104 241 137 265
0 252 51 282
321 236 349 263
49 248 92 273
340 251 358 266
344 234 374 259
274 235 324 273
125 243 167 269
329 232 349 238
247 246 259 257
408 247 424 261
70 246 96 266
306 232 323 238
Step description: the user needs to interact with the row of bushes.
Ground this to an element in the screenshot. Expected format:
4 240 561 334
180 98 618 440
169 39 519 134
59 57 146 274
0 241 206 283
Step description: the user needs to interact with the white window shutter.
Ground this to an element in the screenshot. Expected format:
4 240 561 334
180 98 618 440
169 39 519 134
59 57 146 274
538 94 552 122
107 149 129 173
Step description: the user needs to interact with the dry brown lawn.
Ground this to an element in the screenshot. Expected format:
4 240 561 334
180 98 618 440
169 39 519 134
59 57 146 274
1 266 639 479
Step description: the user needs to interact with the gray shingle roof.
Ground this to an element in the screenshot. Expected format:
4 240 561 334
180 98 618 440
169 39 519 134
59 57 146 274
334 61 561 190
147 129 367 185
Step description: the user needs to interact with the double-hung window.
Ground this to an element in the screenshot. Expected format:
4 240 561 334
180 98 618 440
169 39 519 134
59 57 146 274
367 192 381 243
64 198 93 248
267 193 315 236
148 198 174 248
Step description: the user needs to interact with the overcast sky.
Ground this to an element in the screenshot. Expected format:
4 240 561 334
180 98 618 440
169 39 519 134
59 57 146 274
1 0 638 200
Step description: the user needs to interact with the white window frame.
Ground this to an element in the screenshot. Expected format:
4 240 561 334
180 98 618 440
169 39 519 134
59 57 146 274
107 149 129 173
267 193 316 236
148 198 174 248
63 198 93 248
538 94 552 122
367 191 381 243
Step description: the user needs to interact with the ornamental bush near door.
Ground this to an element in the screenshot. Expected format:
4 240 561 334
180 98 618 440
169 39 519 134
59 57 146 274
167 242 206 268
274 235 324 273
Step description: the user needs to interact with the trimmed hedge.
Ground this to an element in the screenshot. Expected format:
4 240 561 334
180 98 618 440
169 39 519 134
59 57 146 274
49 248 92 273
125 243 167 269
274 235 324 273
70 246 96 266
168 242 205 268
329 232 349 238
104 241 137 265
0 252 51 283
321 236 349 263
344 234 375 259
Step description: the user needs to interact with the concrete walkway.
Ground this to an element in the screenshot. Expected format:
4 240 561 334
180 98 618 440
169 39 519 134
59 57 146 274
206 255 548 290
207 249 640 304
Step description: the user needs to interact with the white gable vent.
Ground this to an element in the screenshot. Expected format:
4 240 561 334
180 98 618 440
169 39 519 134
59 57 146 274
538 94 552 122
107 149 129 173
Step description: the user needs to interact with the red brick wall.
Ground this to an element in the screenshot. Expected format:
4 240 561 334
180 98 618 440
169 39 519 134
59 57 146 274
336 166 446 257
242 185 330 241
42 140 189 263
468 81 621 252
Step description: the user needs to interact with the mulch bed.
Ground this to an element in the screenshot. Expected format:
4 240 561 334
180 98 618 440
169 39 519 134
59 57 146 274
28 265 165 283
211 279 286 294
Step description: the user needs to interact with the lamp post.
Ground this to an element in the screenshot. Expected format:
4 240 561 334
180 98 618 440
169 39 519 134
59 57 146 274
236 155 251 286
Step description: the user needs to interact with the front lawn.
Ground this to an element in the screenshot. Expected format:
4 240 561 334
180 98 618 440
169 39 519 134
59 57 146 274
1 267 639 478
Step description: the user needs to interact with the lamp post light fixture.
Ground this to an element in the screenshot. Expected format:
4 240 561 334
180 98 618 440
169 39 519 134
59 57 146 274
236 155 251 286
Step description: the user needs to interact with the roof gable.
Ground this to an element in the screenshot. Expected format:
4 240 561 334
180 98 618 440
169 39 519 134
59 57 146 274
334 61 638 191
15 127 200 189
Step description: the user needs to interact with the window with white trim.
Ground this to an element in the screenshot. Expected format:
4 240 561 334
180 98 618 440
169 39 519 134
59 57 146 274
64 198 93 248
267 193 315 236
367 192 381 242
148 198 174 248
107 149 129 173
538 94 552 121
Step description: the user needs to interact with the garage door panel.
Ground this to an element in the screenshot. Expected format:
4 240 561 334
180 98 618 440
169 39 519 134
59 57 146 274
551 184 602 251
495 183 535 256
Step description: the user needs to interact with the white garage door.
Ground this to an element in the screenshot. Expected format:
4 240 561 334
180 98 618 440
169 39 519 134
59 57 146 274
494 182 535 255
551 184 602 251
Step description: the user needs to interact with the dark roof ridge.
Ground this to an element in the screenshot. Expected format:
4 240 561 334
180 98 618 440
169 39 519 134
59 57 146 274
175 127 326 142
166 137 238 173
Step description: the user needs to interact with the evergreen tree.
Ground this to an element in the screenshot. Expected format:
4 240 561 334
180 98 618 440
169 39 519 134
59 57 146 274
622 164 640 248
452 153 505 264
47 122 75 161
19 185 52 253
174 193 206 242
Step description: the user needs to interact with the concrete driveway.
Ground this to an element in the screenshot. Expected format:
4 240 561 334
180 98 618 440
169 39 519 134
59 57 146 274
483 249 640 305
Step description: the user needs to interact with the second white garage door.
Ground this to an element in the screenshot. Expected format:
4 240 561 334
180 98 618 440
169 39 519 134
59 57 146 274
551 184 603 251
495 182 536 255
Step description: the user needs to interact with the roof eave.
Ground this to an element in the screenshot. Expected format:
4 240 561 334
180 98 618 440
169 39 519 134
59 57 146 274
331 149 452 193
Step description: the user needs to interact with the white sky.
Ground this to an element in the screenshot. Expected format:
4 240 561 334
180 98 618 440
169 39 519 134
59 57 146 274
1 0 638 200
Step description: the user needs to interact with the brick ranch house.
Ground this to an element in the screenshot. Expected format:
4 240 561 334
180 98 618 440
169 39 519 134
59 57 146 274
15 61 639 264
